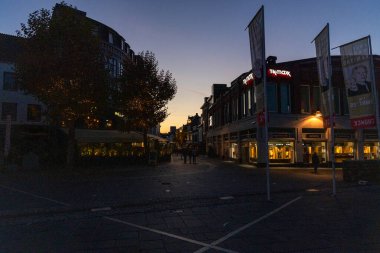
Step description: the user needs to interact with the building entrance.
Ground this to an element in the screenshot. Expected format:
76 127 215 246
303 141 326 163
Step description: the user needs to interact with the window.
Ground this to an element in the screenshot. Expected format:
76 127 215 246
312 86 321 112
334 87 340 115
3 72 17 91
343 89 349 115
267 83 277 112
27 104 42 122
108 33 113 44
248 89 252 112
242 93 246 116
300 85 310 113
280 83 290 113
1 102 17 121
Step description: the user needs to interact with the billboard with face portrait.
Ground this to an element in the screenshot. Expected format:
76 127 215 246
340 37 376 128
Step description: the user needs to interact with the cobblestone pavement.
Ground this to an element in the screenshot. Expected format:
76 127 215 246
0 156 379 252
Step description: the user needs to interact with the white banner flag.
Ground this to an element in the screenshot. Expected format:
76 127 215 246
248 6 265 126
340 37 376 128
314 24 333 127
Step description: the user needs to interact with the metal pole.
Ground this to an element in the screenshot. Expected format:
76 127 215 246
327 24 336 196
262 7 270 201
368 36 380 160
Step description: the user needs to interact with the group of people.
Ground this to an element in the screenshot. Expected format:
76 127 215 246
178 147 197 164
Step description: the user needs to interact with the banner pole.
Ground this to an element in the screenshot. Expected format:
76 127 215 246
262 6 270 201
326 23 336 196
368 36 380 160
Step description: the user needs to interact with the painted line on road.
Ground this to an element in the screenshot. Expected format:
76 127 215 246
0 184 70 207
193 195 303 253
103 216 238 253
91 207 112 212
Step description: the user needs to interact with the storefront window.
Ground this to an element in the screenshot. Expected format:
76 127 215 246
230 143 238 159
303 142 326 163
268 141 294 163
334 142 354 162
249 142 257 161
364 142 379 160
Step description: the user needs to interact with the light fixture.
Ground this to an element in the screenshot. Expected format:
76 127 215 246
315 110 322 117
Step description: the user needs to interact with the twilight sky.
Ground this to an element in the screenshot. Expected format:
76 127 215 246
1 0 380 132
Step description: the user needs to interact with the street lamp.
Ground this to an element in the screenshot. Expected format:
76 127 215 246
315 110 322 117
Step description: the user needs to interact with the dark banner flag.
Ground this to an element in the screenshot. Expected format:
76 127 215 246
340 37 376 128
247 6 265 126
314 24 333 127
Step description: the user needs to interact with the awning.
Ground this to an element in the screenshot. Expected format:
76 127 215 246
74 129 143 143
67 129 168 143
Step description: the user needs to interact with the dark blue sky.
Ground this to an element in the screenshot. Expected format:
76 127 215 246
1 0 380 132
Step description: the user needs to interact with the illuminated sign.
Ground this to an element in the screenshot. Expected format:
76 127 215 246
243 73 254 86
268 69 291 78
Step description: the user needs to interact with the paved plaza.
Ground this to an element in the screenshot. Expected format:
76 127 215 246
0 156 379 252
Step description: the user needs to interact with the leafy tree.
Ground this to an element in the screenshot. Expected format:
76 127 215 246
117 51 177 158
15 3 108 166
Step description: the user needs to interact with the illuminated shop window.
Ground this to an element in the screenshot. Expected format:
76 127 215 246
334 142 354 162
268 142 294 162
249 142 257 160
364 142 379 160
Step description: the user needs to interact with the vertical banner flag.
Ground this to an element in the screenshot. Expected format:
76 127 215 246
315 24 333 127
248 6 265 126
340 37 376 128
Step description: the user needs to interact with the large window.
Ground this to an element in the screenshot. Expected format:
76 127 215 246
242 92 246 117
300 85 310 113
342 89 349 115
333 87 340 115
1 102 17 121
312 86 321 112
3 72 17 91
248 89 252 114
27 104 42 122
267 83 277 112
280 83 290 113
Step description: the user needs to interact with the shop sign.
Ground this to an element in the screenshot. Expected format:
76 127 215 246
335 133 353 139
365 134 378 139
270 133 291 138
305 134 322 139
268 69 292 78
243 73 254 86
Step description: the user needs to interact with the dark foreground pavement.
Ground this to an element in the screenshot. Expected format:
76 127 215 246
0 156 379 252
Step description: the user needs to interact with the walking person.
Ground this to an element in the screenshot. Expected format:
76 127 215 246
183 148 187 164
312 152 319 174
192 148 197 164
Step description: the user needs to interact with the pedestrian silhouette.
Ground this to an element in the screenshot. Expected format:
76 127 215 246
192 148 197 164
312 152 319 174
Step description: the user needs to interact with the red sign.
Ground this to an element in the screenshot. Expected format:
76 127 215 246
243 73 254 86
323 115 336 128
267 69 291 78
257 111 265 126
351 115 376 128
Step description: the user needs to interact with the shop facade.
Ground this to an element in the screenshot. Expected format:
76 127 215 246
202 56 380 165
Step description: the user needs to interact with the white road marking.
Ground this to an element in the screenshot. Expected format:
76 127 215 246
103 216 238 253
219 196 235 200
193 196 303 253
0 184 70 206
91 207 112 212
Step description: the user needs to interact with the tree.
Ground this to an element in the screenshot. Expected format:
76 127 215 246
15 3 108 166
117 51 177 159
